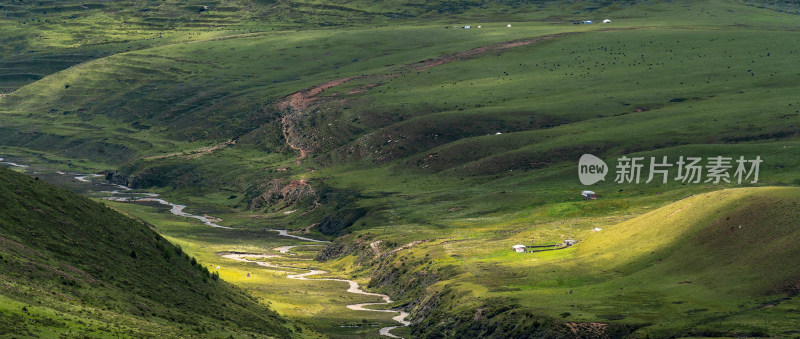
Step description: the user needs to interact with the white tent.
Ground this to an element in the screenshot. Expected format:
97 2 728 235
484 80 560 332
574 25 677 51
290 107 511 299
512 245 526 253
603 19 612 23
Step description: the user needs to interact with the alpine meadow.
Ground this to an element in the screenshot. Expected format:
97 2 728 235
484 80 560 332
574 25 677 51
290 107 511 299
2 0 800 338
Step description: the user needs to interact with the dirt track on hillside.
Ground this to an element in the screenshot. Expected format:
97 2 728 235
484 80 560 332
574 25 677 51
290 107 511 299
274 33 568 165
413 33 568 69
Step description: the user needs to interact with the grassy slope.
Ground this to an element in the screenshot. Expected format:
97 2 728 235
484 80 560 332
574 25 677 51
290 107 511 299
328 187 800 337
97 198 413 338
0 0 671 91
0 166 292 338
3 1 799 215
2 0 800 337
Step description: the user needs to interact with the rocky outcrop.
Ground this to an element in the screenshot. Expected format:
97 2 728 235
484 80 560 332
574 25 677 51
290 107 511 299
248 178 317 210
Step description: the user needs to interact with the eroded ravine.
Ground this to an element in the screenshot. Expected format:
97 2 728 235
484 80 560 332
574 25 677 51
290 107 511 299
275 33 571 167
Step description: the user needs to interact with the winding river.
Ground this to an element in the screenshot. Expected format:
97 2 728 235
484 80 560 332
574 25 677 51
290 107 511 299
104 195 235 230
1 158 411 337
73 169 409 337
220 251 411 338
0 157 29 168
115 190 411 338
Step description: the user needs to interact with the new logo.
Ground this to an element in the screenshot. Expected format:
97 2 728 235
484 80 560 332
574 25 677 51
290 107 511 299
578 154 608 185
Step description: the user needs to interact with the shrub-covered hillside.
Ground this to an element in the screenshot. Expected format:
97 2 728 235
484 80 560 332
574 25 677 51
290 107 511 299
0 166 292 337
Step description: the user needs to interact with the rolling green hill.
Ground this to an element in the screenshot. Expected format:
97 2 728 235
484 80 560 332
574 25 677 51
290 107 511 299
384 187 800 338
2 0 800 337
1 0 709 91
0 166 292 337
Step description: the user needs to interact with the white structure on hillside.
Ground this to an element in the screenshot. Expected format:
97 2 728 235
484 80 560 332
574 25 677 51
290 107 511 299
581 190 597 200
512 245 526 253
603 19 612 23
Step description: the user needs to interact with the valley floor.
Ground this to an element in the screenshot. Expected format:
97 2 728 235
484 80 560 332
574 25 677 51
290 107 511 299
10 161 799 338
3 1 800 336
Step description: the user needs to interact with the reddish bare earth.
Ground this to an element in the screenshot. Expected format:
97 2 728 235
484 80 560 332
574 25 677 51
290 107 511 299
275 34 565 165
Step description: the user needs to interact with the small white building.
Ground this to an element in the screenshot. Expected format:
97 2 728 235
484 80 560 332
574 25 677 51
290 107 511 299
603 19 612 23
581 190 597 200
564 239 578 246
507 24 512 28
512 245 526 253
462 25 471 29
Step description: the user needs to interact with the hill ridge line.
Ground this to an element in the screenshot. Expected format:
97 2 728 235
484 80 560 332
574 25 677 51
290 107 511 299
275 32 576 166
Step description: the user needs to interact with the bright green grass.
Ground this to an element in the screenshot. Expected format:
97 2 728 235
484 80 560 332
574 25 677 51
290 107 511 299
11 0 767 91
103 199 409 338
0 167 291 338
3 1 800 337
360 187 800 337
